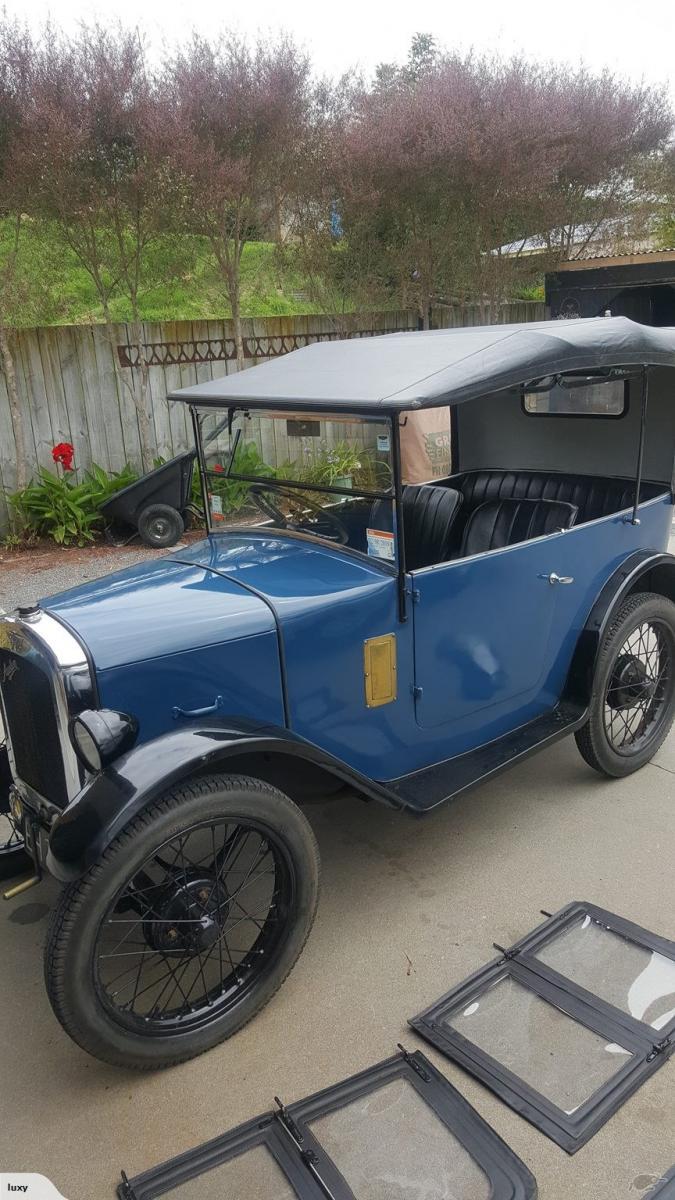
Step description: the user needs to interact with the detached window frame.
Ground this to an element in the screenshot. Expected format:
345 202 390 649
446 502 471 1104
117 1111 322 1200
410 902 675 1154
119 1050 536 1200
521 373 630 419
285 1049 536 1200
507 901 675 1045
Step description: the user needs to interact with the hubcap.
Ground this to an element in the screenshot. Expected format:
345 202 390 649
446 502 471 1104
95 818 293 1034
150 518 170 540
144 874 229 956
603 620 673 754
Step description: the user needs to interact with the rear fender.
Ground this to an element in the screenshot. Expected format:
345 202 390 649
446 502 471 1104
47 719 400 881
564 550 675 705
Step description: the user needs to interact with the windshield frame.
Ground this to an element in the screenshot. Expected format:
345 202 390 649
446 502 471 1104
189 404 407 620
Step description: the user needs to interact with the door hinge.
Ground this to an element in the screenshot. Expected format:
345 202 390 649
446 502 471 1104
410 588 421 603
397 1043 431 1081
647 1038 671 1062
274 1097 327 1183
411 685 423 700
119 1171 138 1200
493 942 519 961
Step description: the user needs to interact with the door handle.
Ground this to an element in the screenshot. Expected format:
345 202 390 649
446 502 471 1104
172 695 224 719
542 572 574 585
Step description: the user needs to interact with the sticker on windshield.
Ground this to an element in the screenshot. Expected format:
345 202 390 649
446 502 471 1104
209 493 224 522
367 529 395 560
377 434 391 452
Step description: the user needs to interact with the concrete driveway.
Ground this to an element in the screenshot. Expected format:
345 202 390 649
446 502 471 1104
1 733 675 1198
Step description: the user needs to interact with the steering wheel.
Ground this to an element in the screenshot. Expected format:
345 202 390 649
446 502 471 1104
249 483 349 545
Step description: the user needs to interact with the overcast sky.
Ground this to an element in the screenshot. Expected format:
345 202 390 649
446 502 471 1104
10 0 675 97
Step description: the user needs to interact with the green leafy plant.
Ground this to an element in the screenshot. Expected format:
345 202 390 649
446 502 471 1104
7 461 138 547
208 441 276 515
299 441 384 491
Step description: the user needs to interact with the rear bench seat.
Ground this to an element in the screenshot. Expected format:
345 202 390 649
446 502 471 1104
446 470 664 553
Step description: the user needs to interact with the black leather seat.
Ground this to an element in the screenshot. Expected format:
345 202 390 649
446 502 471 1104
402 485 462 570
461 496 578 557
370 484 462 570
454 470 657 525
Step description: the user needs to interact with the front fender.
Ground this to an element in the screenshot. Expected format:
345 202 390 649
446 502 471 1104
564 550 675 705
47 718 399 881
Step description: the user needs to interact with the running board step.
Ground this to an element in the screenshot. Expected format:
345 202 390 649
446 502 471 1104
386 702 587 813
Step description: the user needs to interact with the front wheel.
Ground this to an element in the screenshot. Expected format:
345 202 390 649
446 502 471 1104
575 591 675 777
44 774 320 1069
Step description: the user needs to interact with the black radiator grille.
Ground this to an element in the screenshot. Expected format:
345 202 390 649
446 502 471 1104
0 648 68 806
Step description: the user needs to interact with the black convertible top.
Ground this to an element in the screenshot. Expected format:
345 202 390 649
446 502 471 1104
169 317 675 413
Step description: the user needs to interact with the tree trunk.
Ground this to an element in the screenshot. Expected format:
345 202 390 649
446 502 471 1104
0 322 28 491
129 319 155 473
230 276 245 372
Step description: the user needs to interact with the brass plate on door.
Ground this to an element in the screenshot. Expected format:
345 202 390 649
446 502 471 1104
364 634 397 707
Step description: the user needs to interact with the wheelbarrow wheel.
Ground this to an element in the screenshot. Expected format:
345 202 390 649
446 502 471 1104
137 504 184 549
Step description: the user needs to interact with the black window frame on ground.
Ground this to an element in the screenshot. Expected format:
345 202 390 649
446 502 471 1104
119 1048 537 1200
410 902 675 1154
504 901 675 1045
117 1110 324 1200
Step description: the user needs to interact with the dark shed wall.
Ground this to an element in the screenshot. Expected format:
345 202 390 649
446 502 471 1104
455 367 675 485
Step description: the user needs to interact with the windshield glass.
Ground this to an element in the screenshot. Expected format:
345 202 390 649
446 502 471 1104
197 408 396 562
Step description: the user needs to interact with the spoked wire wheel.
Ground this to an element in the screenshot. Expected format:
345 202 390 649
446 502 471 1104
95 817 292 1035
576 592 675 777
45 775 320 1068
603 620 673 754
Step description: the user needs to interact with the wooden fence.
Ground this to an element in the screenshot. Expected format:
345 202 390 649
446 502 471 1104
0 301 546 532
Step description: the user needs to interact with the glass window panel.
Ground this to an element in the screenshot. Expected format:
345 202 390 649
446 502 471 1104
197 408 395 559
200 409 393 492
524 378 625 416
158 1144 297 1199
444 976 633 1114
534 915 675 1031
309 1077 490 1200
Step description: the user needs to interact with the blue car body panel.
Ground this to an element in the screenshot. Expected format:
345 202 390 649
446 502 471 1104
411 494 672 760
43 558 275 669
40 493 673 785
42 557 287 744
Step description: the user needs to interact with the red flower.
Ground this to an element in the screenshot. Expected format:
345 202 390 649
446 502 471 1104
212 463 224 474
52 442 75 472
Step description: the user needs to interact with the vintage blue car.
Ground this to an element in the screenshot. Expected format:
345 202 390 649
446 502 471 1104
2 316 675 1069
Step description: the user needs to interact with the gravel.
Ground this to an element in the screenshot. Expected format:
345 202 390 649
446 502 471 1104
0 542 191 615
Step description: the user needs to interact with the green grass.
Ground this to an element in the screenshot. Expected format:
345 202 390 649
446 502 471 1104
0 220 327 326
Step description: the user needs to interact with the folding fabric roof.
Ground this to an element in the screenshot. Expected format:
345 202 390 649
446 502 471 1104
169 317 675 413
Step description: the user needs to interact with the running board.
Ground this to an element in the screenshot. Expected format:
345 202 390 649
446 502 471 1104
385 702 587 813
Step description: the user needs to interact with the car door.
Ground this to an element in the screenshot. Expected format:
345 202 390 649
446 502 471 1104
412 531 570 731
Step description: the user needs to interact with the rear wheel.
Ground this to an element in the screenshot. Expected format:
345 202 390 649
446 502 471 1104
575 591 675 777
44 774 320 1069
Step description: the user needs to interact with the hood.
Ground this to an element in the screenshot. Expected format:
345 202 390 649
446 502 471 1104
42 556 275 671
167 532 396 621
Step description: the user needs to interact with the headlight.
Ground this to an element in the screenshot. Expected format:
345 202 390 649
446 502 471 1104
70 709 139 774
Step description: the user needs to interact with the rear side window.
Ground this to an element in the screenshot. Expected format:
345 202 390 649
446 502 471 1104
523 377 627 417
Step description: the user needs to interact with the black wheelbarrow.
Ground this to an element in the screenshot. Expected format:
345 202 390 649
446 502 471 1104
100 451 197 548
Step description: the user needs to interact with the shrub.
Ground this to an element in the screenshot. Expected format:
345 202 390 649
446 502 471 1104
8 456 137 547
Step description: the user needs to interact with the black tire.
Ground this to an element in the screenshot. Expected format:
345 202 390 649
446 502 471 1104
575 591 675 778
137 504 184 549
44 774 320 1069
